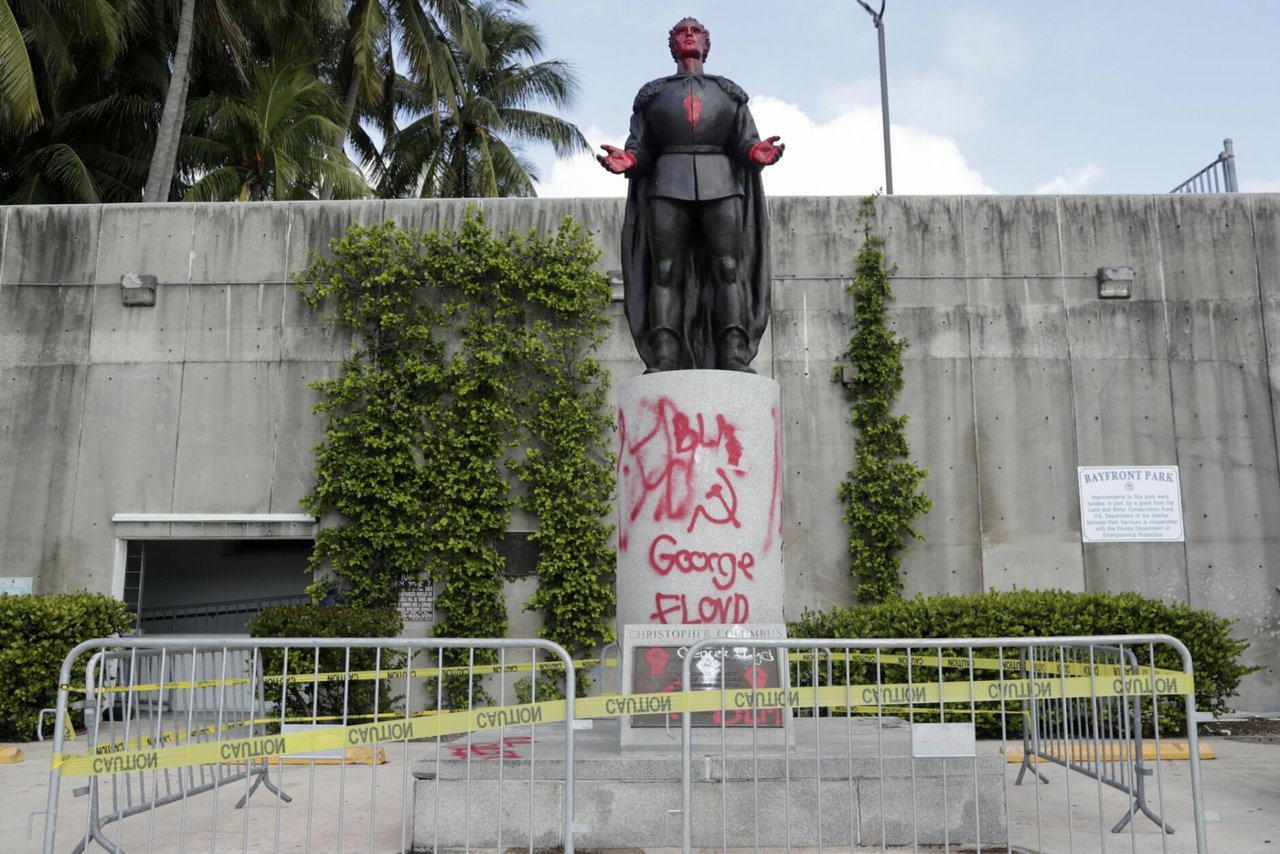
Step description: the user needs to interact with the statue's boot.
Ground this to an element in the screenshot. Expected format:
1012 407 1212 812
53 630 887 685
716 327 754 372
714 286 755 372
645 286 682 373
645 328 681 373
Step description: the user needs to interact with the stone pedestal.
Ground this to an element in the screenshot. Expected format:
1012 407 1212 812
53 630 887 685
615 371 784 630
615 371 786 747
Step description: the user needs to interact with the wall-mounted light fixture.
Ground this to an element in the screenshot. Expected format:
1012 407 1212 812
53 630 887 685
606 270 625 302
1096 266 1134 299
120 273 157 307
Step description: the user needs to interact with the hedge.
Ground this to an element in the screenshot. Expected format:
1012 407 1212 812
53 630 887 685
0 593 134 740
788 589 1256 736
246 605 405 724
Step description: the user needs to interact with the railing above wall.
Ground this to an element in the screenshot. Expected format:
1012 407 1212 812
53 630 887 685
137 593 311 635
1170 138 1238 193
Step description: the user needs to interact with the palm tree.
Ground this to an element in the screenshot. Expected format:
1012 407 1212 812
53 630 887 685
380 1 588 198
142 0 346 202
1 1 158 203
0 0 126 133
141 0 195 200
1 64 156 204
318 0 480 200
181 60 369 201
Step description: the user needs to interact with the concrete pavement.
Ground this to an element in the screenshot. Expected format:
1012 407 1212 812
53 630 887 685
4 729 1278 853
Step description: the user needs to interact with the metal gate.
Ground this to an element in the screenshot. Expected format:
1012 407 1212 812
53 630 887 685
40 633 1208 853
678 634 1208 853
40 636 578 854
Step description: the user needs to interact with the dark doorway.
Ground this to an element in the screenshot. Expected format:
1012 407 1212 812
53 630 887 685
125 539 312 634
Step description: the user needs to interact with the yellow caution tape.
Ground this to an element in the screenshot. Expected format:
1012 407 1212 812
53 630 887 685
69 658 617 696
67 650 1185 698
90 709 444 756
51 671 1194 779
788 650 1185 680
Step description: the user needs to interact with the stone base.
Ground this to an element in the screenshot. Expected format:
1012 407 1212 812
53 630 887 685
615 371 786 632
411 719 1008 850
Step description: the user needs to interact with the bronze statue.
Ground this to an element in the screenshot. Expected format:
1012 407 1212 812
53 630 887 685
599 18 784 373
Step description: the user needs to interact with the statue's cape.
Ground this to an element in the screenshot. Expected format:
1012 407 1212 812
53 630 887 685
620 75 771 371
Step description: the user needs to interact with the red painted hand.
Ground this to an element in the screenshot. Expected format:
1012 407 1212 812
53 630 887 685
597 144 637 174
748 136 785 166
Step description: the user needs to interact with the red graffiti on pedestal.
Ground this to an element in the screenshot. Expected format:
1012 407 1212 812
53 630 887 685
646 532 755 624
617 399 746 551
645 646 670 676
713 664 782 726
649 591 750 624
632 652 782 728
619 396 783 625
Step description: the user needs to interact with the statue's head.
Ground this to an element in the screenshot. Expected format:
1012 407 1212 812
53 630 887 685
668 17 710 62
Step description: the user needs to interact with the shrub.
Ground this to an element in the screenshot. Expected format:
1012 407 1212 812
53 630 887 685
0 592 134 740
788 589 1256 736
246 605 405 725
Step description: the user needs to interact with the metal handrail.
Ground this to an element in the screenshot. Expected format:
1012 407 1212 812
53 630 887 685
1170 138 1238 193
137 593 311 634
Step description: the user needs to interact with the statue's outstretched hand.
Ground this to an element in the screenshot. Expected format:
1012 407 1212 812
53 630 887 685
597 144 637 174
749 136 785 166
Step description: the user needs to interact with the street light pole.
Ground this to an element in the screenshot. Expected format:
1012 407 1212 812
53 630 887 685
857 0 893 194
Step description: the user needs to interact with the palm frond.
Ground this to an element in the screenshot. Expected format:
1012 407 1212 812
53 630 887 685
498 107 589 156
184 165 249 202
29 142 101 202
0 0 42 130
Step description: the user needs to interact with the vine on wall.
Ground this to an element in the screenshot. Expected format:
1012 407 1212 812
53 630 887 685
297 212 615 700
835 195 932 602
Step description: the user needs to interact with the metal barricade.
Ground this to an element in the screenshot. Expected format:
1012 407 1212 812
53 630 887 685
679 634 1207 853
42 637 577 854
1016 642 1173 834
67 646 290 854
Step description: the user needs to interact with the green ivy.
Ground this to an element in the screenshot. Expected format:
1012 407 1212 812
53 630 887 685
297 210 615 705
835 194 932 602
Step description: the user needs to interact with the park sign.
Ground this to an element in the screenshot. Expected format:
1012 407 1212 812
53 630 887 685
1077 466 1184 543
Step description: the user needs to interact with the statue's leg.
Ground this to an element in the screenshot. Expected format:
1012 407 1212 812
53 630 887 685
646 198 692 372
701 196 753 372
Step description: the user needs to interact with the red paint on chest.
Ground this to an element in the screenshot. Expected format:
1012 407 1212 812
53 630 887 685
683 93 703 129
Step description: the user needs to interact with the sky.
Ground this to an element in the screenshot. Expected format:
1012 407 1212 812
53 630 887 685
522 0 1280 198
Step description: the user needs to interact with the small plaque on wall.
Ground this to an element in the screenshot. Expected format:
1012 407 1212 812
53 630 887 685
397 577 434 622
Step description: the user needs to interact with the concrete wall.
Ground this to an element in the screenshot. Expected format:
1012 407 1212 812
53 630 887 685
1 195 1277 711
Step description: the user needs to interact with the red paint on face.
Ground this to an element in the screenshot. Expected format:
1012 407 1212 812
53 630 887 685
683 93 703 129
671 22 707 61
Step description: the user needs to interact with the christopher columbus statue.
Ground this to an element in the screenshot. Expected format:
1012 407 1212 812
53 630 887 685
598 18 784 373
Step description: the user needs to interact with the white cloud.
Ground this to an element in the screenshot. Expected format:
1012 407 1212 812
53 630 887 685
750 96 993 195
1033 164 1103 195
535 99 994 197
533 125 629 198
